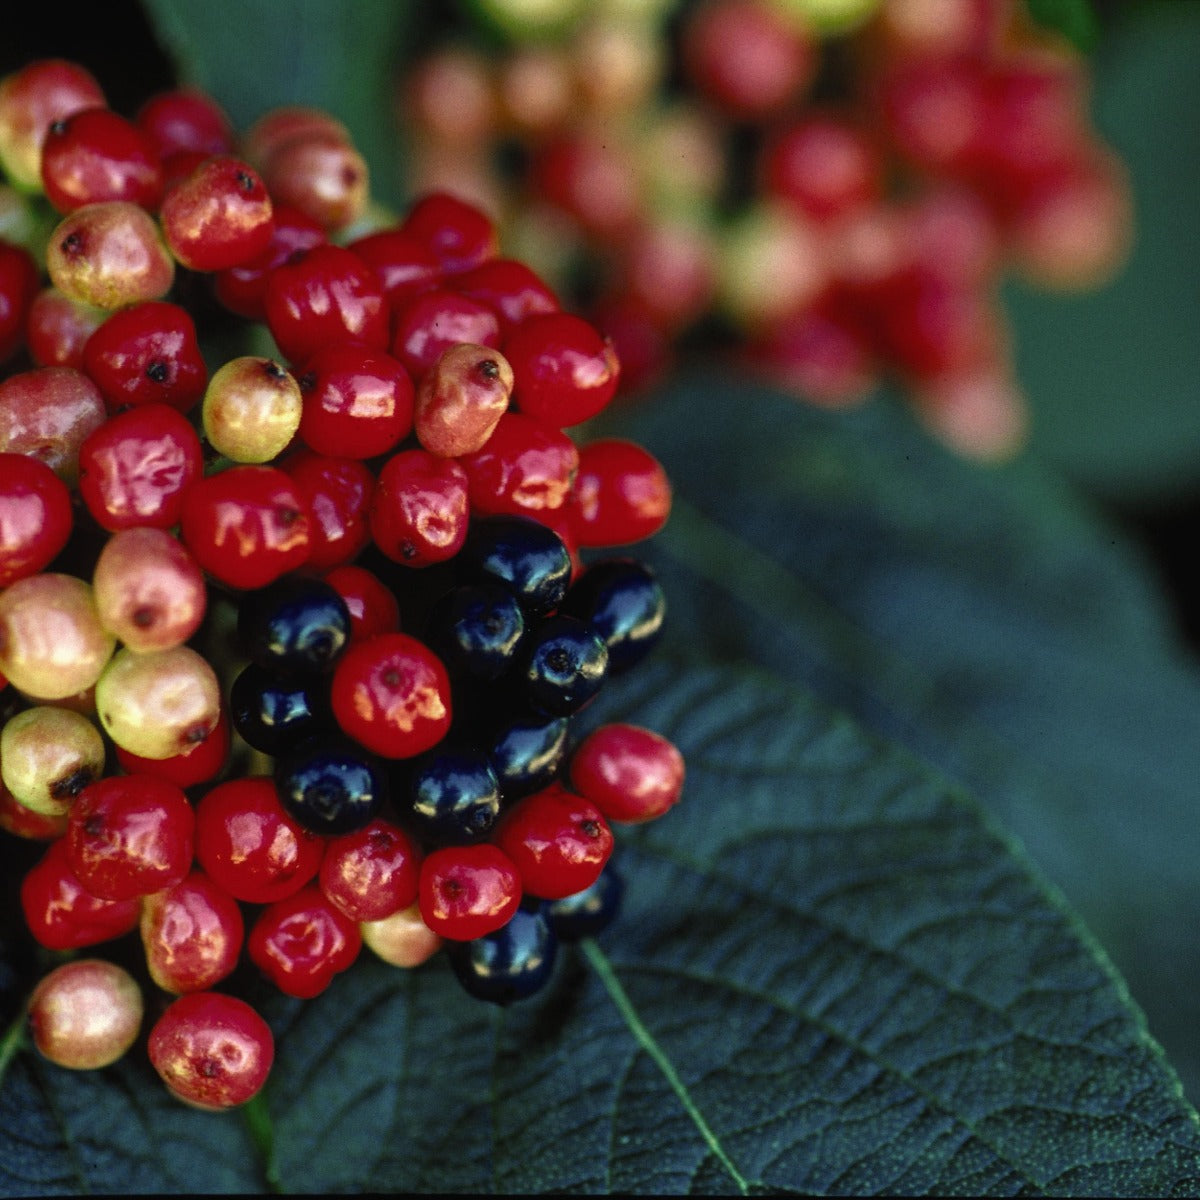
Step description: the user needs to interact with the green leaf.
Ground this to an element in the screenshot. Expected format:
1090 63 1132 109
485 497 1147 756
5 658 1198 1192
1011 0 1200 500
136 0 419 208
1024 0 1099 52
601 372 1200 1107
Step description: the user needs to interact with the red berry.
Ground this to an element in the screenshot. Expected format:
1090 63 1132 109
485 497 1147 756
323 564 400 643
194 776 325 904
263 243 388 363
879 56 988 176
0 453 74 588
24 286 107 368
330 632 452 759
319 818 422 922
40 107 164 213
369 448 470 567
20 837 141 950
505 312 619 427
140 869 245 993
569 723 685 824
260 134 368 232
248 884 362 998
160 156 275 272
28 959 143 1070
529 134 641 240
414 343 513 458
494 782 613 899
346 228 441 307
282 450 376 570
459 411 579 519
148 992 274 1110
400 191 498 274
179 465 310 590
0 238 40 363
296 342 415 460
65 773 194 901
570 439 671 547
0 365 106 485
453 258 559 334
390 288 501 381
213 203 326 321
418 843 521 940
77 403 203 531
82 300 208 413
135 88 235 160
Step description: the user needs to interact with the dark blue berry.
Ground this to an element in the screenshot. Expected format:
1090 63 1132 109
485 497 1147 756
559 559 665 673
546 863 624 941
229 662 332 756
422 583 525 681
457 515 571 617
518 614 608 716
400 743 501 845
446 905 558 1005
237 576 352 675
489 712 569 800
274 740 387 835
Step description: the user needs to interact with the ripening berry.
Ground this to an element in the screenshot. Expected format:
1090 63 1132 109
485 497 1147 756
0 366 106 485
95 644 221 760
46 200 175 309
141 870 245 994
0 705 105 817
260 134 368 231
415 343 514 458
0 573 115 700
360 901 442 968
28 959 143 1070
202 356 303 463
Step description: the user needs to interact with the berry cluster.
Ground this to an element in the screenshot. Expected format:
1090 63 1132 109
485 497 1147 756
401 0 1131 459
0 58 683 1111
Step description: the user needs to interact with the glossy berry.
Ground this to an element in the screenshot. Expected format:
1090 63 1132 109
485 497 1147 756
40 107 163 213
414 343 513 458
237 575 351 675
27 959 143 1070
140 870 245 993
0 239 39 363
24 286 106 368
283 452 375 570
115 709 231 790
0 704 105 816
179 465 310 590
400 191 498 274
160 156 275 271
248 885 362 999
0 453 73 588
446 904 558 1005
369 449 470 567
391 289 502 381
570 439 671 547
517 615 608 717
296 342 415 460
330 632 452 759
148 992 274 1110
230 662 331 755
82 300 208 414
194 776 325 904
457 515 572 617
345 228 440 307
459 411 579 519
418 843 522 940
560 560 665 672
201 356 303 464
422 583 525 682
546 862 625 941
135 87 235 159
273 739 387 835
401 743 501 845
261 133 368 232
65 773 194 901
360 901 443 968
570 723 685 825
263 243 389 363
494 782 613 900
323 563 400 644
454 258 559 334
487 711 570 801
0 365 107 485
319 818 422 922
46 200 175 310
505 312 620 427
20 838 141 950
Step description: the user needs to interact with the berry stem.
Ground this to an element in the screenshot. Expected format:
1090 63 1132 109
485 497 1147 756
241 1090 284 1194
578 938 750 1196
0 1007 27 1089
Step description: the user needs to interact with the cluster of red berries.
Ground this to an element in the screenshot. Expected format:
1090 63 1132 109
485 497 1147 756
0 57 683 1112
402 0 1131 459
